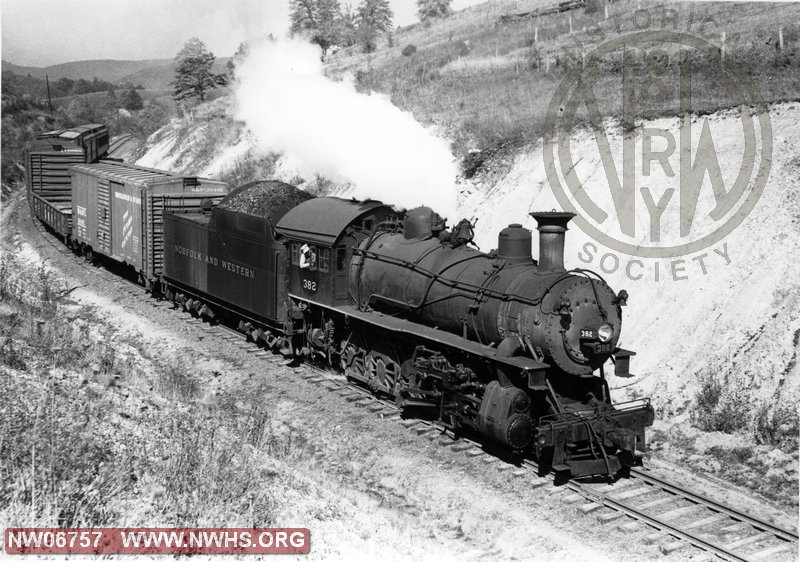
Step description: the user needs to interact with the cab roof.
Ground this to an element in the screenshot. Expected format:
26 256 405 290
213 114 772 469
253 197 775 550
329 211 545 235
275 197 391 247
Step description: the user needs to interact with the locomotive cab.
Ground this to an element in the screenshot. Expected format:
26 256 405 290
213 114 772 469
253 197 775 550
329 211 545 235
275 197 393 307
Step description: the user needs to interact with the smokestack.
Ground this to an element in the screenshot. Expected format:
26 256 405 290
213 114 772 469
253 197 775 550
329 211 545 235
529 211 575 273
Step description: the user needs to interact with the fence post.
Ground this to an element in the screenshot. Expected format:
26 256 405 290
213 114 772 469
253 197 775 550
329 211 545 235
605 2 609 19
779 27 784 51
720 31 726 63
535 26 539 43
569 14 573 34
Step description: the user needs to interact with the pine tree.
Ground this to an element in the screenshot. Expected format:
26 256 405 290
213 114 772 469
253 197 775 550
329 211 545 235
356 0 392 52
171 38 228 103
417 0 452 21
290 0 341 53
356 0 392 33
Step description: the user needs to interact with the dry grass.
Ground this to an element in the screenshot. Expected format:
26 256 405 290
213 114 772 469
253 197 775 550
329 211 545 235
0 250 299 527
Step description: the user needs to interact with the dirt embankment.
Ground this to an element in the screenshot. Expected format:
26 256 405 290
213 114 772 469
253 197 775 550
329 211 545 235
460 103 800 505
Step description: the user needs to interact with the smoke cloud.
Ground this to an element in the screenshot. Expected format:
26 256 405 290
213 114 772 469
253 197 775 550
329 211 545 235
233 36 459 221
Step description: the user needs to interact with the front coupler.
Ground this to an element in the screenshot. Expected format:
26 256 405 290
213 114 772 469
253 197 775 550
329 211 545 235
533 399 654 478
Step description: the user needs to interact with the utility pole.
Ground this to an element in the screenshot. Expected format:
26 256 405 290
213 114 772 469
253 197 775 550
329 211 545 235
45 74 53 117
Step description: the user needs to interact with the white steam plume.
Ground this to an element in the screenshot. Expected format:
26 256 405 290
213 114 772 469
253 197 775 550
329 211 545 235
234 36 459 221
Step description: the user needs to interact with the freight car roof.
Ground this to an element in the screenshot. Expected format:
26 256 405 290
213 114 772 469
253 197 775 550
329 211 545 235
70 161 225 188
37 124 106 140
26 138 86 153
275 197 391 246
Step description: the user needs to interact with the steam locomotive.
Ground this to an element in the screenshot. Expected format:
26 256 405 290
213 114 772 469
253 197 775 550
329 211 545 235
26 124 654 478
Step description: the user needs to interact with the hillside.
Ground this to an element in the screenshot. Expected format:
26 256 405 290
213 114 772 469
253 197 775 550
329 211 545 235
328 0 800 156
1 58 169 82
1 57 230 88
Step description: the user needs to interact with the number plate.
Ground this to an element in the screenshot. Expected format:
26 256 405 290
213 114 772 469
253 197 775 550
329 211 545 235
302 279 317 292
579 328 597 340
592 342 613 354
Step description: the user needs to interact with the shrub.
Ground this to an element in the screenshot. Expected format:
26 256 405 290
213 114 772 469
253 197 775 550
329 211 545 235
402 44 418 56
754 403 800 450
693 371 750 433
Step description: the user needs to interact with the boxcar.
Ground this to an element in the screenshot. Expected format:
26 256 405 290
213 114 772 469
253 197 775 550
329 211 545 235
25 124 109 237
70 161 228 287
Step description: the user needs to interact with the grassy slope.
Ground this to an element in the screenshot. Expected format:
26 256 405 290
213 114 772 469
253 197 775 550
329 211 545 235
327 0 800 158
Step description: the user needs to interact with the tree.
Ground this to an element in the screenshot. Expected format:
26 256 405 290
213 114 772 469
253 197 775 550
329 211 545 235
336 4 358 47
65 97 95 124
120 87 143 110
71 78 92 96
290 0 342 54
357 0 392 32
171 38 228 103
356 0 392 52
226 42 249 80
417 0 452 21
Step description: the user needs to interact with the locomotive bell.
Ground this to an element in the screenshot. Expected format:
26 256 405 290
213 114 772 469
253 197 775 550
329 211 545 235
497 224 532 264
529 211 576 273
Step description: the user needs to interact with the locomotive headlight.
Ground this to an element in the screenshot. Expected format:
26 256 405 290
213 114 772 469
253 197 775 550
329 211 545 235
598 323 613 343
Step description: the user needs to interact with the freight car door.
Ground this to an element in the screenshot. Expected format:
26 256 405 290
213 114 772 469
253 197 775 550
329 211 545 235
97 180 112 255
110 181 141 265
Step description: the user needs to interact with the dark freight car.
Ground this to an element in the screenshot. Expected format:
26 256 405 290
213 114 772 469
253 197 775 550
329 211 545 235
70 161 227 286
25 124 109 237
163 181 313 327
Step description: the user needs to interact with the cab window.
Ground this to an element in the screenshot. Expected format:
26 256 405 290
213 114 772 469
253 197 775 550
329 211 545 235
318 248 330 272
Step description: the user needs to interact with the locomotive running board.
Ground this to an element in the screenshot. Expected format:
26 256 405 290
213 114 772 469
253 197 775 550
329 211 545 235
290 295 550 375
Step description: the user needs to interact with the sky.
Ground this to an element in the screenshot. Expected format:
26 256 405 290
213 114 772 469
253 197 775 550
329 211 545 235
1 0 486 67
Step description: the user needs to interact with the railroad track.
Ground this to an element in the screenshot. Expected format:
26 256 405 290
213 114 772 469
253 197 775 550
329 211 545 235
25 201 799 562
107 134 135 156
562 468 797 561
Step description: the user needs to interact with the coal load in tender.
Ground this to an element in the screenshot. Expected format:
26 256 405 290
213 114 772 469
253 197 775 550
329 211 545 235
218 180 314 219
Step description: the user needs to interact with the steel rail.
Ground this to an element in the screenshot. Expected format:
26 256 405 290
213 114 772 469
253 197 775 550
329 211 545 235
630 467 799 542
566 480 753 562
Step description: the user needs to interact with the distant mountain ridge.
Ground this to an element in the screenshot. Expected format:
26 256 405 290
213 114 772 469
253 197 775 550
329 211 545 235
2 57 231 89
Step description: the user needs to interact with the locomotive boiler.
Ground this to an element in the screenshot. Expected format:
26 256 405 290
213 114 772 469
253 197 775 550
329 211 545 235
345 206 654 476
